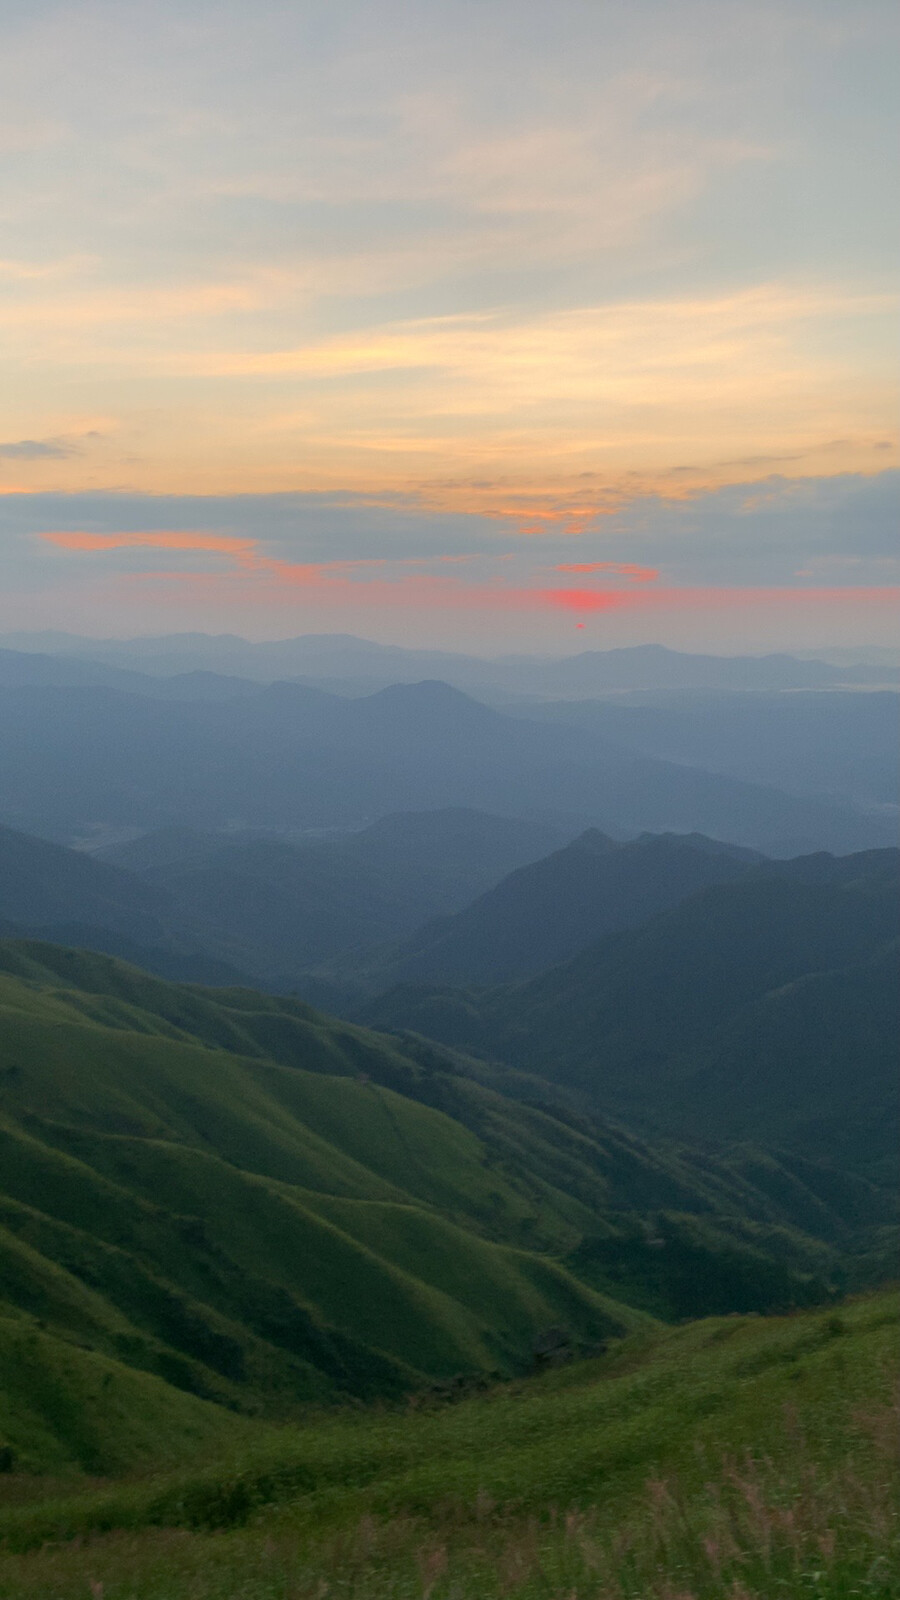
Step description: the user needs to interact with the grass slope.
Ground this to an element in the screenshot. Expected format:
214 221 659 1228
1 935 889 1460
0 1310 259 1477
0 941 661 1434
0 1289 895 1598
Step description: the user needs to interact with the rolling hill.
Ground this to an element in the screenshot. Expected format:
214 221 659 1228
0 1288 896 1600
0 936 891 1443
0 941 650 1419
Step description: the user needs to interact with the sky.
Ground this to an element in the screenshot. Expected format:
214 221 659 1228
0 0 897 653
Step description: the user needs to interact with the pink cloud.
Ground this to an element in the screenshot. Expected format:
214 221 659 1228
553 561 659 581
37 531 900 621
119 565 900 620
537 584 900 614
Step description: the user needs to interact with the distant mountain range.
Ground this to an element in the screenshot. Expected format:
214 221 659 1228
0 672 893 856
3 632 896 692
509 690 899 810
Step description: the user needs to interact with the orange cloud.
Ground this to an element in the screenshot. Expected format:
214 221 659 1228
41 530 257 557
39 530 394 584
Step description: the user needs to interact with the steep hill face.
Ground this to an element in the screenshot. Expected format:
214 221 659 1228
0 940 887 1423
368 830 762 986
0 943 643 1413
360 850 900 1179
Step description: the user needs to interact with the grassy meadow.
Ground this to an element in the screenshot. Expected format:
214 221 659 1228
0 1289 896 1599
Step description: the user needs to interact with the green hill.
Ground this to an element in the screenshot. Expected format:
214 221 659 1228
0 948 649 1421
0 935 891 1454
0 1289 895 1599
0 1308 260 1478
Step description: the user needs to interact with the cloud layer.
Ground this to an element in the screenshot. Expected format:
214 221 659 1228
0 0 897 646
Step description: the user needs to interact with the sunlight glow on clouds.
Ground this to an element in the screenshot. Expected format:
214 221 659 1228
0 0 897 647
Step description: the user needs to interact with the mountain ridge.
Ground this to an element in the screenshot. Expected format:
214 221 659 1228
358 827 764 988
358 848 900 1179
0 676 891 854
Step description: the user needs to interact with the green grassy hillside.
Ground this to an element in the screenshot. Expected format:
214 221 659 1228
0 1290 895 1598
0 958 654 1425
0 1309 261 1478
1 935 890 1450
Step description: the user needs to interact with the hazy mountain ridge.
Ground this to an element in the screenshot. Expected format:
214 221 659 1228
359 828 764 988
0 676 891 856
3 633 895 692
0 811 566 987
359 848 900 1179
511 689 899 809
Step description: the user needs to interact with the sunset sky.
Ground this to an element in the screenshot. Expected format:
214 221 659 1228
1 0 897 651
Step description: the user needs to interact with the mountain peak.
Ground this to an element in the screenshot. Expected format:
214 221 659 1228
571 829 620 855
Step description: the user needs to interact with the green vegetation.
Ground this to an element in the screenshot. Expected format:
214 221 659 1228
0 1310 259 1478
0 939 669 1457
0 932 895 1598
0 1290 895 1598
0 934 890 1469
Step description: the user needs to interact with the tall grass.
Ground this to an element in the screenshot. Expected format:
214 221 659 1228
0 1293 896 1599
0 1402 897 1598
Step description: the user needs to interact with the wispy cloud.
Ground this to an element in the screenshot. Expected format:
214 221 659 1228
555 562 659 580
41 530 257 555
33 515 900 630
0 439 74 460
